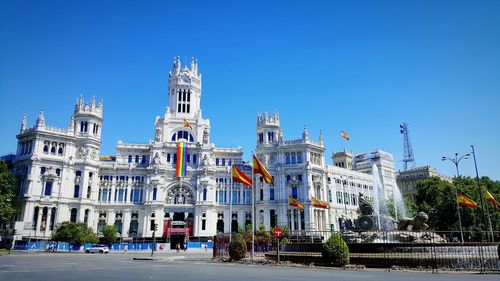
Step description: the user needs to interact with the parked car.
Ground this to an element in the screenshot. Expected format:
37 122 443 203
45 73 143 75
85 244 109 254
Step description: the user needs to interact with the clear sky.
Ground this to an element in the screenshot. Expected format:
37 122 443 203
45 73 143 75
1 0 499 180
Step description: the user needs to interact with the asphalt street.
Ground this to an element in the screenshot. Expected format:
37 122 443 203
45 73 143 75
0 251 498 281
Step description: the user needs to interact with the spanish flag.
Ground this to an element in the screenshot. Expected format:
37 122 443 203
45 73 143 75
183 119 193 130
341 130 350 141
289 195 304 211
485 190 498 211
311 197 329 209
253 155 273 185
232 165 253 187
176 141 187 178
457 193 478 209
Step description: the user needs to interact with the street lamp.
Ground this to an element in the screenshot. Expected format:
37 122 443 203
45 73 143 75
441 153 470 177
441 152 470 243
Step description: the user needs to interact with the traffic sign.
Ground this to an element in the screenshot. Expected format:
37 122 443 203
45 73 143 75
272 227 283 238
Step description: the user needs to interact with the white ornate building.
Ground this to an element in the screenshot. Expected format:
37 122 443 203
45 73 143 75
12 57 397 245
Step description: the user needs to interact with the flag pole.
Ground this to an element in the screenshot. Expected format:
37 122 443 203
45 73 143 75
251 153 255 262
229 166 233 243
471 145 492 241
455 190 464 243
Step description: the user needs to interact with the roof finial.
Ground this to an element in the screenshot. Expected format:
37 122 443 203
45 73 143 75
302 125 309 140
20 114 27 133
36 109 45 128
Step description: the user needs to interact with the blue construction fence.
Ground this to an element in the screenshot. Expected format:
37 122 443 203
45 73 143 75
13 241 213 252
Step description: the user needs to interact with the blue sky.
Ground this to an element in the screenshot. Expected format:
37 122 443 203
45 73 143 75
1 0 499 180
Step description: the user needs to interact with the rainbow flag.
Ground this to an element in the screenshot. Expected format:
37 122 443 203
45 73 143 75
176 141 188 177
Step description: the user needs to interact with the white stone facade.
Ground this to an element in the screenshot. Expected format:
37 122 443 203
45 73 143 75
12 57 396 242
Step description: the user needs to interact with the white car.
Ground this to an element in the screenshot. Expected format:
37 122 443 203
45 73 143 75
85 244 110 254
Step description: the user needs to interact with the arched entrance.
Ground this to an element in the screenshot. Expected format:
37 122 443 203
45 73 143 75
163 182 195 249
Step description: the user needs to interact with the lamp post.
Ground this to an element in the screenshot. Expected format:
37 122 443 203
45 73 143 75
441 153 470 178
441 152 469 243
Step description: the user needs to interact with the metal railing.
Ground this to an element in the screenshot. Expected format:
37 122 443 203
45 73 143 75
213 230 500 271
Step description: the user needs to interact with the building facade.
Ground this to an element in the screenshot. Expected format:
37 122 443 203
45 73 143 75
12 57 396 244
396 166 452 199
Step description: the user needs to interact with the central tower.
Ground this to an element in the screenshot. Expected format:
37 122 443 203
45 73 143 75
168 56 202 120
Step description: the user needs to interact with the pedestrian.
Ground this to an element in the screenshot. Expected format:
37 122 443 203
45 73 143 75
176 243 180 253
183 241 187 252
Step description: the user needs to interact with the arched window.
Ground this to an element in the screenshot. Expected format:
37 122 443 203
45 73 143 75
57 147 63 155
152 188 157 201
167 153 171 162
203 188 207 201
135 155 139 163
43 145 49 153
128 155 132 163
170 131 194 142
70 208 78 223
215 158 219 166
84 209 90 224
192 154 197 165
50 146 56 154
50 208 57 230
270 188 275 201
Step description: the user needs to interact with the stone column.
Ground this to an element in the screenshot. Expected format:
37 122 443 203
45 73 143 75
45 210 52 237
35 210 43 237
122 211 131 238
290 210 295 231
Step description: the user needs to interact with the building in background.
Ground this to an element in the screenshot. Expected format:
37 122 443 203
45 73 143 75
396 166 452 199
11 57 397 244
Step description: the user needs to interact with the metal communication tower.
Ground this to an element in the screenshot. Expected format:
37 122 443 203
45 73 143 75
400 122 416 171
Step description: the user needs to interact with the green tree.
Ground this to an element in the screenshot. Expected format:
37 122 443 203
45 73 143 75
101 225 117 246
229 233 247 261
51 222 98 244
321 233 349 266
0 161 16 226
413 176 500 238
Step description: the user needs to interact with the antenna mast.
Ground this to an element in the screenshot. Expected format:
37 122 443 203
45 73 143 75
400 122 416 171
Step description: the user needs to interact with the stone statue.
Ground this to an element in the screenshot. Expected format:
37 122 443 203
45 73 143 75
155 128 162 142
203 130 209 144
397 212 429 231
358 193 374 216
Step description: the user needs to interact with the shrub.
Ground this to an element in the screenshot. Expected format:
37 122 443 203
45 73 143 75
229 233 247 261
321 233 349 266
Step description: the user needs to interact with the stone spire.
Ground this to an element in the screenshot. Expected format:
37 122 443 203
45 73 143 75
302 125 309 140
68 115 75 132
20 114 27 133
36 110 45 128
90 95 96 109
319 130 324 146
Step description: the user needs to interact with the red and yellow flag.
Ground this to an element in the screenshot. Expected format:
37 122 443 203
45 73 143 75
311 197 329 209
232 165 253 187
457 193 478 209
183 119 193 130
289 195 304 211
485 190 498 211
253 155 273 185
341 130 350 141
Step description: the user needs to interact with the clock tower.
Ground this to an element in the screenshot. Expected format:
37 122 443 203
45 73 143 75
168 56 202 120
